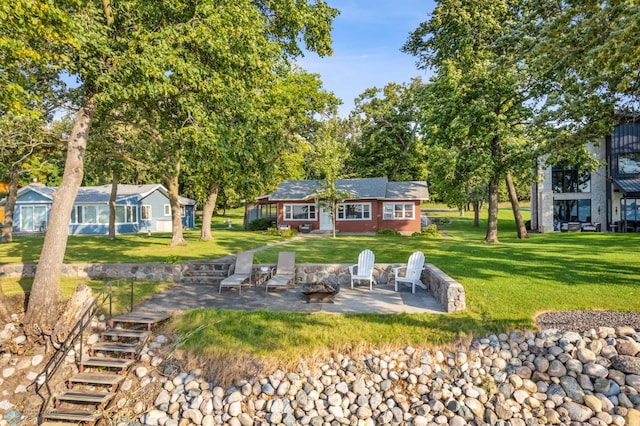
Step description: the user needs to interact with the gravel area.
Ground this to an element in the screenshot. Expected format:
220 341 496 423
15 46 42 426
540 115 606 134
535 310 640 333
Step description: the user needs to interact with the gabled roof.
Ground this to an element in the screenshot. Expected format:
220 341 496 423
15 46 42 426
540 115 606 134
1 184 197 206
265 178 429 201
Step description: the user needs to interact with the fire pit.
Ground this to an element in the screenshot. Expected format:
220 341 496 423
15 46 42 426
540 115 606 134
302 282 339 303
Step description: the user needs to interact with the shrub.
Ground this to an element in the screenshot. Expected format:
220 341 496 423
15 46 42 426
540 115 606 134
412 224 440 238
249 218 273 231
266 227 280 236
163 255 183 264
376 228 401 236
280 229 298 239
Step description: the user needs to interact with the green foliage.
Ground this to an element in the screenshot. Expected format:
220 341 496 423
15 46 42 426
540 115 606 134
248 218 273 231
266 227 280 236
163 255 183 264
280 229 298 239
376 228 401 236
412 224 440 238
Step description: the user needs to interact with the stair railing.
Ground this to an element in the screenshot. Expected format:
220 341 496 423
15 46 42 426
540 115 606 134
30 279 134 424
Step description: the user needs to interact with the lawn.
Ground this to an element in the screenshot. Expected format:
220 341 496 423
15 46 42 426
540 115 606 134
2 207 639 379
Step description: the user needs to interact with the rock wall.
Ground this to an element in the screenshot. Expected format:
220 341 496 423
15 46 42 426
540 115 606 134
0 262 466 313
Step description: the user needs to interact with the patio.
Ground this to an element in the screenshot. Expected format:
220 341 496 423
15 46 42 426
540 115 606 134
135 282 446 315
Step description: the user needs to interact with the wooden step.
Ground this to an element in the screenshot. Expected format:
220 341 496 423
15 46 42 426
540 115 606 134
91 342 141 356
55 390 115 407
80 356 134 373
68 372 125 390
109 311 170 330
101 328 149 341
43 408 100 423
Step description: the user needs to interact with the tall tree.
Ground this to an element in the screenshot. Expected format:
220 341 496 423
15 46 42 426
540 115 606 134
14 0 338 339
404 0 533 242
349 79 427 181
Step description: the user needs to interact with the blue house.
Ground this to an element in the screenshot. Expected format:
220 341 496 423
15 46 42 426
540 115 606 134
0 183 197 235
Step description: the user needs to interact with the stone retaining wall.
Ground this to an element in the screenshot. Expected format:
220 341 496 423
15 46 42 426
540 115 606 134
0 261 466 313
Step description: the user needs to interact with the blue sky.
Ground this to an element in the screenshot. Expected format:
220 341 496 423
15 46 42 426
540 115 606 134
296 0 436 117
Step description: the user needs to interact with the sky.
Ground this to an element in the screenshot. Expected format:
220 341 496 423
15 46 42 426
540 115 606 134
296 0 436 117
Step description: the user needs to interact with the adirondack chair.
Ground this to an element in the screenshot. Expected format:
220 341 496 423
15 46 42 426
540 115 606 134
348 249 376 290
265 252 296 294
219 251 254 295
393 251 426 293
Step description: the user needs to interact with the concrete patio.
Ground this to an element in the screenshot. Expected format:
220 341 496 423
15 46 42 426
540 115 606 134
136 282 446 315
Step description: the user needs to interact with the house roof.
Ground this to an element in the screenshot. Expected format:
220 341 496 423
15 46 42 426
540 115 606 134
614 178 640 197
265 178 429 201
1 184 197 206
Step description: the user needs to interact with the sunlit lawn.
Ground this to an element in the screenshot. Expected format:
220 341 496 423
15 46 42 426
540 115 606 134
2 206 639 369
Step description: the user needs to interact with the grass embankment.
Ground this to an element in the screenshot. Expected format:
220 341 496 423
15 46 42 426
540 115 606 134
1 207 639 382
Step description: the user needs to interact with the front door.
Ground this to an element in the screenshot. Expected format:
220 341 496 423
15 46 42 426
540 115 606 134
319 207 333 231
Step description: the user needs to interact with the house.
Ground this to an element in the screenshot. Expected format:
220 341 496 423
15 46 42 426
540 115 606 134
531 117 640 232
252 177 429 235
0 183 197 235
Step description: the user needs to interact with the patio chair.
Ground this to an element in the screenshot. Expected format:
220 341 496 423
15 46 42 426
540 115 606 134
393 251 426 293
349 249 376 290
265 252 296 294
219 251 254 295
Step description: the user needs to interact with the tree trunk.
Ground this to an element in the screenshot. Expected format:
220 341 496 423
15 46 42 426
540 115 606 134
166 175 187 246
472 198 480 227
1 168 19 243
23 100 95 340
332 200 337 238
485 178 499 243
200 183 219 241
108 170 119 240
505 171 528 239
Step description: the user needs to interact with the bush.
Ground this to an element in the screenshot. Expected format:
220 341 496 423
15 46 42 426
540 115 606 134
280 229 298 239
163 255 183 264
412 224 441 238
266 227 280 236
376 228 401 236
249 218 273 231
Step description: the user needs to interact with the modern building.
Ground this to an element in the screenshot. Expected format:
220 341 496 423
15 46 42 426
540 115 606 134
531 118 640 232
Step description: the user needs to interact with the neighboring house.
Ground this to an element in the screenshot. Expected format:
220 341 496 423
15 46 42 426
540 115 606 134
0 183 197 235
531 118 640 232
252 177 429 235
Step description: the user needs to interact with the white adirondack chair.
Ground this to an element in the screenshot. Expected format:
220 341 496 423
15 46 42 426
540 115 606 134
349 249 376 290
393 251 425 293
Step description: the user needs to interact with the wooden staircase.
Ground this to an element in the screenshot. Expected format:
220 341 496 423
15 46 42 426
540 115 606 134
41 311 169 425
180 261 231 286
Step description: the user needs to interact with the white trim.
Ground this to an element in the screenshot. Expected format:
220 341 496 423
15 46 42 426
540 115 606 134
336 202 371 220
383 202 415 220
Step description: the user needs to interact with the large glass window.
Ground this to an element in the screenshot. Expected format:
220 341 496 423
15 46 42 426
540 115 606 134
71 204 137 224
383 203 415 220
21 205 47 231
618 153 640 175
553 199 592 223
552 165 591 193
337 203 371 220
621 199 640 221
284 204 316 220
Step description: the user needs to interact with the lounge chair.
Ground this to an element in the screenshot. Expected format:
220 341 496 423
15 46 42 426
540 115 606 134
265 252 296 294
349 249 376 290
219 251 254 295
393 251 425 293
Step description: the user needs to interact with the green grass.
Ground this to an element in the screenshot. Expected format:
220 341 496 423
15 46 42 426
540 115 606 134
3 206 640 373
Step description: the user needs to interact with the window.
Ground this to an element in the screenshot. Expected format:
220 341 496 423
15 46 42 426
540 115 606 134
622 199 640 221
284 204 316 220
552 165 590 193
337 203 371 220
98 206 109 224
70 206 83 224
553 200 591 223
618 153 640 175
115 205 138 224
383 203 415 220
164 204 171 216
141 205 152 220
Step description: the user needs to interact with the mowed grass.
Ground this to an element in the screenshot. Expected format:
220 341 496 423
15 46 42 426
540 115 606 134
2 207 639 376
